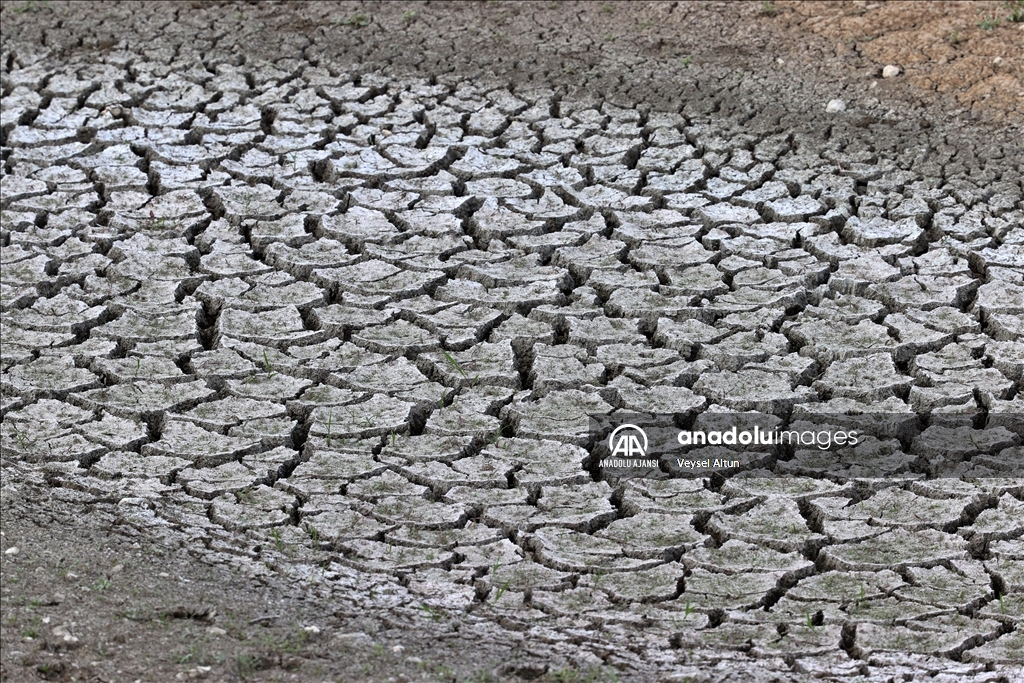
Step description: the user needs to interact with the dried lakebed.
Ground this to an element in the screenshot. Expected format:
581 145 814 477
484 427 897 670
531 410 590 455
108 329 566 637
1 50 1023 680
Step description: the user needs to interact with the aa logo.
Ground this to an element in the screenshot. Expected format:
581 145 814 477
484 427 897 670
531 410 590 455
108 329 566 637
608 424 648 458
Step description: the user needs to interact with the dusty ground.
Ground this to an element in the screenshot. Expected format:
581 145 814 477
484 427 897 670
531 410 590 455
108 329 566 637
1 2 1022 682
1 484 565 683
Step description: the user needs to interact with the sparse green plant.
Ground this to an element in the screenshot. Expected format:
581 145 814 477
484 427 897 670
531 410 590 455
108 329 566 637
236 654 257 678
488 425 503 447
12 0 42 13
402 9 418 21
420 602 444 621
493 579 511 603
681 55 692 68
759 1 777 16
346 12 371 28
271 528 284 552
442 350 478 385
468 667 499 683
600 3 614 13
1006 0 1024 22
10 425 31 450
948 31 964 45
978 14 1001 30
683 600 694 619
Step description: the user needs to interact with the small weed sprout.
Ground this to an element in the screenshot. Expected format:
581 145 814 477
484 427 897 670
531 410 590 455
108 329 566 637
13 0 42 14
1006 0 1024 22
442 350 478 385
346 12 370 28
420 602 444 621
488 425 503 447
978 14 1001 30
493 579 511 603
759 1 778 16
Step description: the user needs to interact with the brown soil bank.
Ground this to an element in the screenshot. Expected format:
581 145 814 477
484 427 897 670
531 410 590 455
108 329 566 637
777 0 1023 121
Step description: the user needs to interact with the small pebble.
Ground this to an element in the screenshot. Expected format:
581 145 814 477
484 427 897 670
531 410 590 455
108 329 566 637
825 99 846 113
4 546 18 555
882 64 900 78
207 626 227 636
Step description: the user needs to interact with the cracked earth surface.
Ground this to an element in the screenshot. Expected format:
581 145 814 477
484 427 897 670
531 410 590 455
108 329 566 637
1 1 1023 681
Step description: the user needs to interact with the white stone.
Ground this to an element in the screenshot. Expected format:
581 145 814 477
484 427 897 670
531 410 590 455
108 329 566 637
825 99 846 113
882 64 901 78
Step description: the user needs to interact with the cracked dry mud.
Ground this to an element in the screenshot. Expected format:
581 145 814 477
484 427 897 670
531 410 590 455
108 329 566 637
1 1 1023 682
